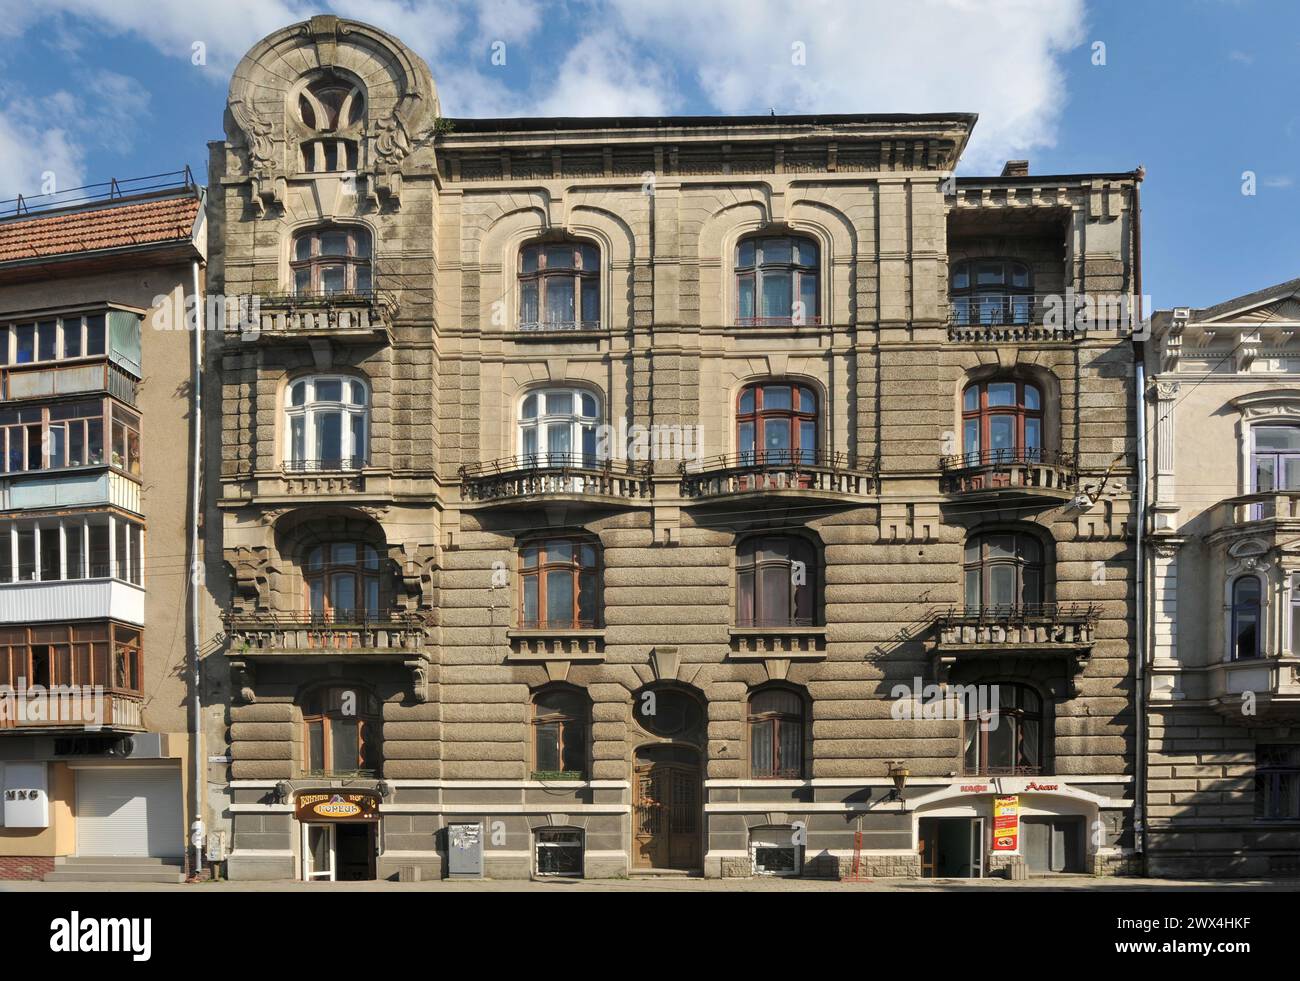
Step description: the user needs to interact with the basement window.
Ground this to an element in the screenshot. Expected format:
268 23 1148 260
535 828 584 877
750 827 801 876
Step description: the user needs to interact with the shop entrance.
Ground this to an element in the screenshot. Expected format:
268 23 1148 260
919 817 984 878
302 822 377 881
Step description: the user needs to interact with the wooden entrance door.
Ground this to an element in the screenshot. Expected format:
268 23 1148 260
633 747 701 870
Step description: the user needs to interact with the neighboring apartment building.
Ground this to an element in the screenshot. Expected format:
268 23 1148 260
1146 281 1300 876
208 16 1141 881
0 174 205 881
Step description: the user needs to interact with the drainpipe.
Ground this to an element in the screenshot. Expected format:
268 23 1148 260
188 257 205 878
1131 176 1147 861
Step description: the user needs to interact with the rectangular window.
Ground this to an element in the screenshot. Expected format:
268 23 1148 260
1257 745 1300 820
85 315 105 356
535 829 583 877
63 318 82 358
36 321 56 361
65 525 84 581
0 528 10 583
16 528 35 581
39 528 59 581
751 829 801 876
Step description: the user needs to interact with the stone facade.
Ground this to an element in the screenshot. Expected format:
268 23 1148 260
206 16 1141 882
1145 284 1300 877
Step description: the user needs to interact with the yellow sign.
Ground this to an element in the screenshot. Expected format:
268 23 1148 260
294 791 380 822
992 795 1019 851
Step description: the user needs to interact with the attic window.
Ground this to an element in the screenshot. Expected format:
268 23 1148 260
299 78 365 133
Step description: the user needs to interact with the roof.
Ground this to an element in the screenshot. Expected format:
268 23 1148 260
0 192 202 265
442 111 980 134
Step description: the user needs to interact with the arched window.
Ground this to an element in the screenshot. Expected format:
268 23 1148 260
532 687 589 779
284 375 368 471
297 75 364 174
520 537 600 629
963 532 1045 612
736 235 819 326
633 687 706 741
304 542 382 622
1231 575 1262 660
951 259 1033 325
302 685 381 777
737 536 817 628
748 687 805 779
519 388 600 468
962 684 1043 775
961 379 1043 466
291 226 372 295
737 382 818 465
519 240 600 331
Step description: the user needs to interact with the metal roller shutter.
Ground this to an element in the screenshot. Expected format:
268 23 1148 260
76 768 183 858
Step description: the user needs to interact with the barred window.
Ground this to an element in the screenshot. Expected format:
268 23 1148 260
1256 745 1300 820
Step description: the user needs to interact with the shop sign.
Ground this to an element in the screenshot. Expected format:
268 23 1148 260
992 795 1019 851
295 790 381 822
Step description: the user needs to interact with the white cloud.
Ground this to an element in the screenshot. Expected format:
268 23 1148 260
0 99 86 202
532 30 674 117
603 0 1088 170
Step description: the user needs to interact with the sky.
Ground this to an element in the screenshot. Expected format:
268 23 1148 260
0 0 1294 311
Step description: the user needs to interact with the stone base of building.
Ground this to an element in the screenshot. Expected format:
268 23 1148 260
829 853 923 879
1146 849 1300 878
0 856 55 880
226 853 296 880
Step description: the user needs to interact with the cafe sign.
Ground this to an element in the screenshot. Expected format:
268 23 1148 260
295 791 381 822
992 795 1019 852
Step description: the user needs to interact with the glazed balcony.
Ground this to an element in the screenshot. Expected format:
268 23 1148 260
0 577 145 627
1 359 138 406
459 455 654 508
224 609 426 658
678 450 877 505
931 603 1099 693
939 448 1077 502
238 289 395 342
1209 654 1300 724
947 294 1080 342
0 690 144 733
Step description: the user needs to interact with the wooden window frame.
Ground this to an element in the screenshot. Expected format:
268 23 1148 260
1 398 112 475
950 259 1034 326
736 381 819 464
747 687 806 779
0 622 136 695
291 227 373 296
735 535 818 629
302 542 382 623
962 532 1046 613
1231 574 1263 661
961 379 1043 467
962 684 1044 776
531 687 590 779
518 537 601 630
283 374 370 471
735 235 821 327
301 687 381 778
517 241 601 331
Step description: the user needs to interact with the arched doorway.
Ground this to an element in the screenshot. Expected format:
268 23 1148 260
633 744 701 871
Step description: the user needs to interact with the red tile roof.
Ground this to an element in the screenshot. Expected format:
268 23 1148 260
0 194 201 264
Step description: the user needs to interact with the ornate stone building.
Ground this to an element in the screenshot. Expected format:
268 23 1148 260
206 15 1142 881
1146 280 1300 876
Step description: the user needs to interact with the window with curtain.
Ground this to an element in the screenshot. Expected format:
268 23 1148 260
1 400 108 474
518 388 600 467
304 543 382 623
963 532 1045 612
962 684 1044 775
737 382 817 465
291 226 372 295
951 259 1033 325
284 375 369 471
532 687 589 778
520 538 600 630
518 240 601 331
748 687 805 779
1231 575 1262 660
736 235 819 326
961 379 1042 466
302 686 381 778
736 536 817 628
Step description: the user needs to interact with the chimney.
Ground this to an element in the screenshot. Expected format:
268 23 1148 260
1001 160 1029 178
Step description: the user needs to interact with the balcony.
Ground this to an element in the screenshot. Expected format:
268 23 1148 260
939 448 1076 503
679 450 877 505
0 468 141 514
0 577 145 627
930 603 1099 693
1 359 138 406
1209 654 1300 724
0 689 144 733
507 622 606 661
224 609 427 658
1210 491 1300 536
459 455 654 508
238 290 395 342
516 318 603 337
281 458 369 496
947 294 1079 342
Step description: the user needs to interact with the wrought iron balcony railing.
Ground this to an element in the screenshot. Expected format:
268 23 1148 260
679 449 877 499
459 454 654 503
933 603 1099 648
517 319 602 333
939 447 1076 495
283 456 370 472
947 293 1080 340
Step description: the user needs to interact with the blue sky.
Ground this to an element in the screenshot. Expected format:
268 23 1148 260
0 0 1295 310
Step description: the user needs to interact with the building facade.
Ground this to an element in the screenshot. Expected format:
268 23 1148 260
1146 281 1300 876
0 175 205 881
206 16 1142 882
